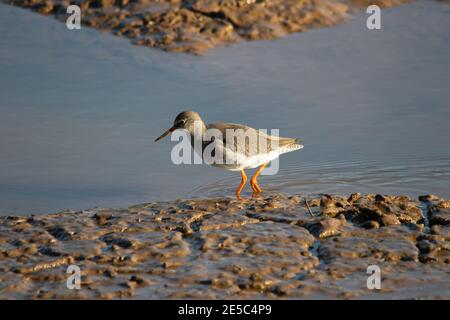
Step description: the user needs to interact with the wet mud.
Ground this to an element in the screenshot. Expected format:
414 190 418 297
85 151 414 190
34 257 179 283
2 0 417 54
1 193 449 299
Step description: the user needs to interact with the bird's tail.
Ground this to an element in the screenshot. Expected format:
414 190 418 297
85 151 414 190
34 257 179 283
278 137 304 154
294 138 303 146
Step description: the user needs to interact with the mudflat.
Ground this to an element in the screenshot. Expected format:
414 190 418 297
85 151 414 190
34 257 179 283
1 193 449 299
2 0 415 54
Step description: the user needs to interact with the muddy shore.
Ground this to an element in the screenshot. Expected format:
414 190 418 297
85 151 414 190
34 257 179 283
1 0 420 54
1 193 449 299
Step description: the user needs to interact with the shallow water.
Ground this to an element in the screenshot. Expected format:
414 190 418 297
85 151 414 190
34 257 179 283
0 1 449 215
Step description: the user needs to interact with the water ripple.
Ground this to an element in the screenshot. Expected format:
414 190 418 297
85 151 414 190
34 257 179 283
188 155 450 198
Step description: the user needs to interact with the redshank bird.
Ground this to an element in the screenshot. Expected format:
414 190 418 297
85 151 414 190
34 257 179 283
155 111 303 197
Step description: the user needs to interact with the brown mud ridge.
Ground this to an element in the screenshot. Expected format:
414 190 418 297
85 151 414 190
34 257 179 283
2 0 417 54
1 193 449 299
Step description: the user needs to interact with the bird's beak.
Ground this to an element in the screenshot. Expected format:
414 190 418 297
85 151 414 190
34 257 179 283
154 126 176 142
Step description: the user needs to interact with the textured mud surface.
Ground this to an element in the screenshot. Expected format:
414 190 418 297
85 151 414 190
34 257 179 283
1 193 449 299
2 0 417 54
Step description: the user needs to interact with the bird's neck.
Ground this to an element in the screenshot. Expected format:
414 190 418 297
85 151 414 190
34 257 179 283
188 121 206 147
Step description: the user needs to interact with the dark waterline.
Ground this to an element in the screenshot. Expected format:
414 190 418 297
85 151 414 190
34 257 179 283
0 1 449 215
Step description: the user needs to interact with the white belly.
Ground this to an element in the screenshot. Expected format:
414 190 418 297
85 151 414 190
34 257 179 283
208 150 286 171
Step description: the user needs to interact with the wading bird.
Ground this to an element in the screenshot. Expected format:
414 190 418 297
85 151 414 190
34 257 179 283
155 111 303 197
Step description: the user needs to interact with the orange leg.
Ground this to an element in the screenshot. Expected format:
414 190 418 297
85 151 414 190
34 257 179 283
235 169 247 198
250 162 269 193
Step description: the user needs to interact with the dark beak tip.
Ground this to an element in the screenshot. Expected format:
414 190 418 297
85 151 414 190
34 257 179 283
154 126 175 143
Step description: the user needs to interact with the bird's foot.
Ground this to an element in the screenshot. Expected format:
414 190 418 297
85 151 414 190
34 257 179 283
250 179 262 193
251 191 263 198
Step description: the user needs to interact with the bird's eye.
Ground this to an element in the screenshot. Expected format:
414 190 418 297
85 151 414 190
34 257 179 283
178 119 186 125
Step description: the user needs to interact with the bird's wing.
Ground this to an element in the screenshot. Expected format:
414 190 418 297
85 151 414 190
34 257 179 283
205 123 302 156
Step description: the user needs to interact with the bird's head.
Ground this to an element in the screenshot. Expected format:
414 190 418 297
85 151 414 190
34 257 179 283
154 110 203 142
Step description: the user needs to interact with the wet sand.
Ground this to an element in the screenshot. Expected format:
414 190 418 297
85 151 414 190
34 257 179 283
2 0 415 54
1 193 449 299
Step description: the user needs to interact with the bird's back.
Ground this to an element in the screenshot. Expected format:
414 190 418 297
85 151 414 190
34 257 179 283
201 122 302 170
